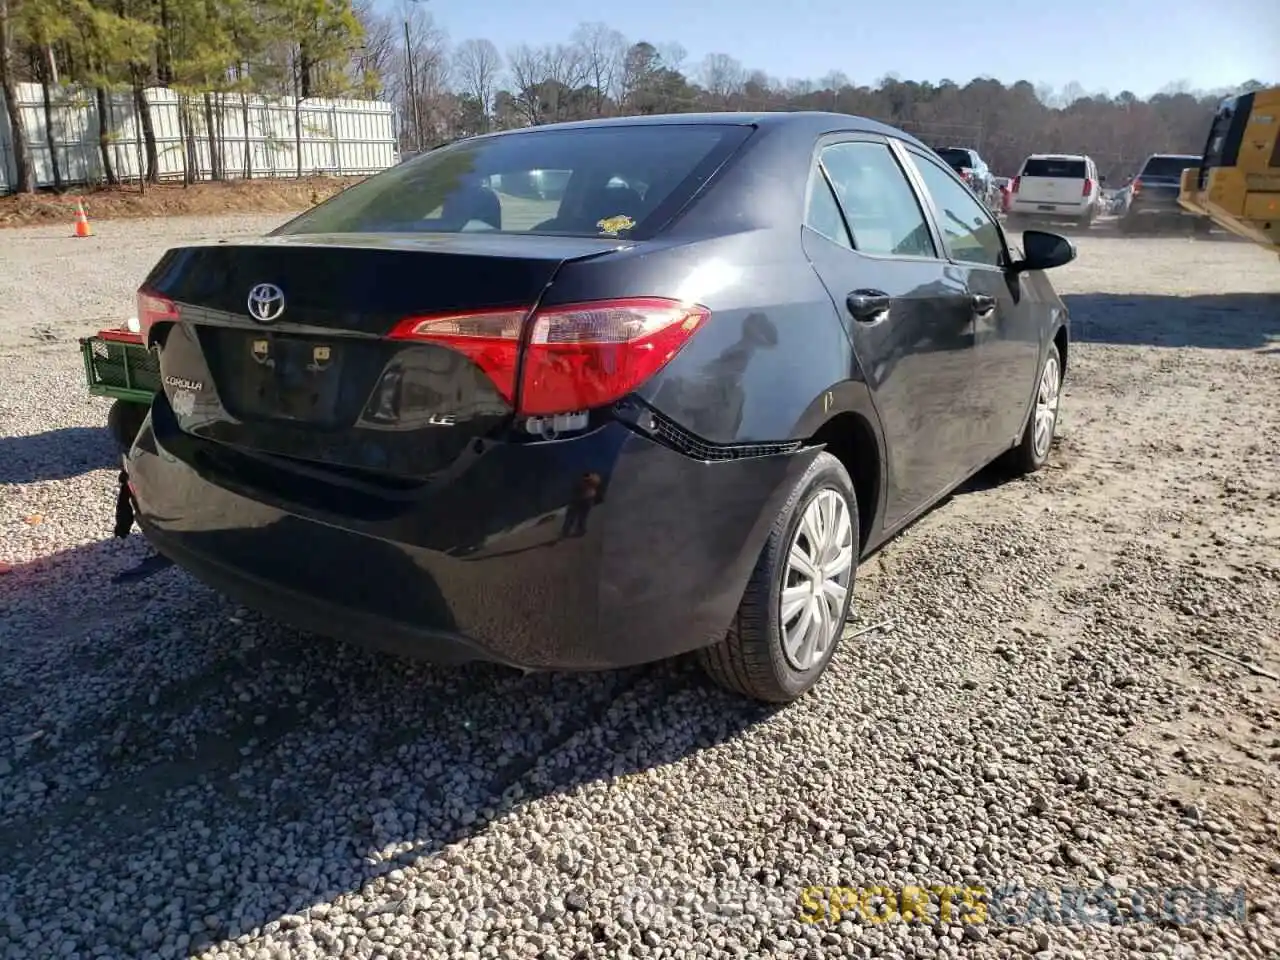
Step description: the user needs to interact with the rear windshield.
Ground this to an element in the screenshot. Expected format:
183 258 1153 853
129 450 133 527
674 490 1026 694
935 148 972 168
1021 158 1087 179
1140 155 1199 178
274 124 751 239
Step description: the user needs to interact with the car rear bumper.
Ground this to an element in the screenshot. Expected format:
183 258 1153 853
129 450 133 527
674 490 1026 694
1008 198 1092 218
1124 197 1195 217
126 407 815 671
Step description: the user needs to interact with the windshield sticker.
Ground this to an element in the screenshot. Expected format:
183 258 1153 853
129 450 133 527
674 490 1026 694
597 215 635 236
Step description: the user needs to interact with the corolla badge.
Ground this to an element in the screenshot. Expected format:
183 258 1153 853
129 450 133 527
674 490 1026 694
164 375 203 391
247 283 286 323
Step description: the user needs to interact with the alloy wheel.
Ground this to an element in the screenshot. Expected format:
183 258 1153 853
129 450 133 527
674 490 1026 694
1033 353 1061 460
780 488 855 671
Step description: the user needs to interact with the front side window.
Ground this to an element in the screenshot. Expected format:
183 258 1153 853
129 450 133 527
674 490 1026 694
274 124 752 239
817 141 936 258
908 152 1005 268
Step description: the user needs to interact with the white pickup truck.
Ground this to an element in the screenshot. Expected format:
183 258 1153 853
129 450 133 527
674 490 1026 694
1006 153 1105 228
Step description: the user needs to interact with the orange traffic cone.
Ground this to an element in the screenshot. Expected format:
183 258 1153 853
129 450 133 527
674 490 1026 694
73 199 92 238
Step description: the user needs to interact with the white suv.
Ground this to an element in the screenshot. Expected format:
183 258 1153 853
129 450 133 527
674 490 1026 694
1007 154 1104 227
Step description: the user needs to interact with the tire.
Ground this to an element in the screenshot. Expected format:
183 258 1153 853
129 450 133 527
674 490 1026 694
698 451 859 703
1001 341 1063 476
107 399 149 453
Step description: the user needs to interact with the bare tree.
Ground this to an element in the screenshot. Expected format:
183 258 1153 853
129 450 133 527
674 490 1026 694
507 44 546 126
1060 81 1088 106
783 78 815 98
740 69 775 110
820 71 850 91
453 38 501 130
571 21 626 116
656 42 687 75
543 42 590 120
700 53 745 109
508 42 589 125
351 0 398 96
0 0 34 192
387 0 451 147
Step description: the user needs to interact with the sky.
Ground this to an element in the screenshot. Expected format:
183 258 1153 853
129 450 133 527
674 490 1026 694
392 0 1279 100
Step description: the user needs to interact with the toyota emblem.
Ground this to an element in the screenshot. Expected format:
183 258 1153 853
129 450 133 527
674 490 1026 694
247 283 286 323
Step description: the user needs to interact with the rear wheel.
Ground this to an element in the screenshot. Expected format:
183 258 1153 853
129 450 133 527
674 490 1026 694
1001 341 1062 476
107 400 148 453
698 451 858 703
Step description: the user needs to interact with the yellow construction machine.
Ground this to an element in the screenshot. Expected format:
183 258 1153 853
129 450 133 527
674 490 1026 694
1178 85 1280 258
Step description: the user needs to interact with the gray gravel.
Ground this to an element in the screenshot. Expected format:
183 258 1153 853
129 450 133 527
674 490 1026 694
0 214 286 349
1 218 1279 960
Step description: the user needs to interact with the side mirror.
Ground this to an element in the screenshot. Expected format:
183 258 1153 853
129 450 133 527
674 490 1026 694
1011 229 1077 273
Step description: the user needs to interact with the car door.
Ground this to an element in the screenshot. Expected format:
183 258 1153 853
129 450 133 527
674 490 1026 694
900 144 1043 461
800 135 980 530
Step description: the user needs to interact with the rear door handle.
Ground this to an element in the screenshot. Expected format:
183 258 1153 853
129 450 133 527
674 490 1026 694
970 293 997 315
846 289 892 324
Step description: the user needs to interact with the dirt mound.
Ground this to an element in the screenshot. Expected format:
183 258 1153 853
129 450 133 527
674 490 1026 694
0 176 366 228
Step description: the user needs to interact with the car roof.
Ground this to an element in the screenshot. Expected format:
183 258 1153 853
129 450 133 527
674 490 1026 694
1145 153 1200 160
453 111 931 151
1025 153 1090 161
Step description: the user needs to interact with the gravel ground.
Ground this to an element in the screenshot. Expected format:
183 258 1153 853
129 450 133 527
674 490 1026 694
1 217 1279 960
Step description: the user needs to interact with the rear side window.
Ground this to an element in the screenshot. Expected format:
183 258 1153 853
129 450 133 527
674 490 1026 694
1140 156 1199 178
1021 158 1087 179
804 172 853 249
935 148 973 168
817 142 936 258
274 124 752 239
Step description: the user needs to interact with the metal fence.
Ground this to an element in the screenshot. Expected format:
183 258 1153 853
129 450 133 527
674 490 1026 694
0 83 398 193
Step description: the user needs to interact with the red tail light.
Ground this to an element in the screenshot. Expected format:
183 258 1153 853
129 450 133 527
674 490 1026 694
1011 176 1021 193
136 289 178 340
390 297 709 417
97 328 145 345
1082 178 1093 197
1131 177 1143 194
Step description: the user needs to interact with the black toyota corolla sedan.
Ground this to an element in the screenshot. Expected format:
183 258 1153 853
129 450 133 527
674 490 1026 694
124 111 1076 703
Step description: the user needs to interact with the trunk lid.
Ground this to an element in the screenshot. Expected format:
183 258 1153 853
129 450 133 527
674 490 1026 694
143 233 626 481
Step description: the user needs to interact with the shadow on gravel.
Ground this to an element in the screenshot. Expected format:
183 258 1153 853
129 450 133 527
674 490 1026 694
1064 292 1280 351
953 464 1008 496
0 425 115 484
0 536 769 955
